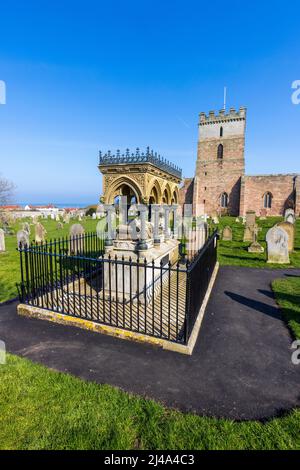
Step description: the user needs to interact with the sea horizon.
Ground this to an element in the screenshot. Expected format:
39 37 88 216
16 202 96 209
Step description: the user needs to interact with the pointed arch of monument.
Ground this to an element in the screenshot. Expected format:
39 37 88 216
148 178 162 204
105 176 143 205
161 182 172 204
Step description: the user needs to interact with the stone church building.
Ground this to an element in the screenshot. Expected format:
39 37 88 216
180 107 300 217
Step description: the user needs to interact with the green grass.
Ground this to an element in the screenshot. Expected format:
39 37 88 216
0 354 300 450
216 216 300 268
0 217 104 303
1 215 300 449
273 276 300 339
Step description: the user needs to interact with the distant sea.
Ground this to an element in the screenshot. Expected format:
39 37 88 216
17 202 94 209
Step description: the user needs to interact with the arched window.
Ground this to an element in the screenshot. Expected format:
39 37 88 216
220 126 223 137
217 143 223 159
220 192 228 208
263 192 272 209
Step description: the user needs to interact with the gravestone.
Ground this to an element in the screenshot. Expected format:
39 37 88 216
22 222 31 234
245 210 256 228
243 226 253 242
69 224 85 254
222 226 232 241
235 217 240 223
63 213 70 224
50 213 55 220
56 222 63 230
92 212 96 220
0 229 5 252
248 225 264 253
17 230 30 248
35 223 47 243
266 226 289 264
284 208 295 225
277 221 294 252
55 214 60 222
212 216 219 224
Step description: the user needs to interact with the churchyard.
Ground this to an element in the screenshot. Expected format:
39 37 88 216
0 210 300 449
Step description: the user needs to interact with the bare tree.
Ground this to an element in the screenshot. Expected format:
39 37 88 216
0 175 16 205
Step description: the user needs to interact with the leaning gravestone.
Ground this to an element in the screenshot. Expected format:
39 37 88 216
222 226 232 241
17 230 30 249
266 226 289 264
69 224 85 254
284 208 295 225
35 223 47 243
277 221 294 252
0 229 5 252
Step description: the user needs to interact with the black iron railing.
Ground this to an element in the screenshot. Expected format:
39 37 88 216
17 231 218 345
99 147 182 179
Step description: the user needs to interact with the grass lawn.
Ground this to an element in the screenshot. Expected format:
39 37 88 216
273 276 300 339
0 353 300 450
0 217 104 303
216 216 300 268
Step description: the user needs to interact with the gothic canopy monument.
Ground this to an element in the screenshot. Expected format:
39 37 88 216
98 147 181 206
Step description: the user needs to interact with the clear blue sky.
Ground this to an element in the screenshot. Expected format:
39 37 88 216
0 0 299 204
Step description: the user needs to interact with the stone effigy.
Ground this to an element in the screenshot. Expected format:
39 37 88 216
266 226 289 264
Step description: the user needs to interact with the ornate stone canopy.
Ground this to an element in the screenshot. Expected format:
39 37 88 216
98 147 181 205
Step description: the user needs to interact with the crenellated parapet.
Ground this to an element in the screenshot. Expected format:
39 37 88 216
199 107 247 125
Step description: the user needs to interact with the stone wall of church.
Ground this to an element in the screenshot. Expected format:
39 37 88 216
179 178 194 206
240 174 297 216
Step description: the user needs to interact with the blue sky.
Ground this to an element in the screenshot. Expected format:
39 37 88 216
0 0 299 204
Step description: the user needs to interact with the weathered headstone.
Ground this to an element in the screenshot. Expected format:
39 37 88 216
22 222 31 234
245 210 256 228
277 221 294 252
56 222 63 230
55 214 60 222
35 222 47 243
243 226 253 242
222 226 232 241
212 216 219 224
69 224 85 254
17 230 30 248
92 212 96 220
284 208 295 225
0 229 5 252
266 226 289 264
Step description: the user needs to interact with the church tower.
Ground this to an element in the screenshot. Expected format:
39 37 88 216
193 107 246 216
